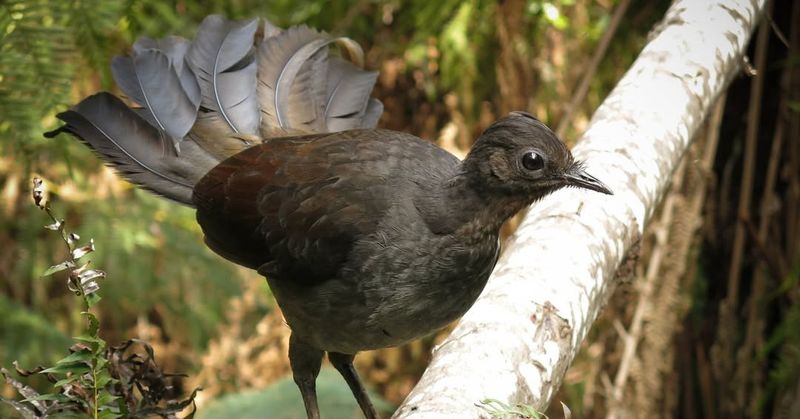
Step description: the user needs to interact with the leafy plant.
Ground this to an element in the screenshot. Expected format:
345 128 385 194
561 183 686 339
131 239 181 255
0 178 199 419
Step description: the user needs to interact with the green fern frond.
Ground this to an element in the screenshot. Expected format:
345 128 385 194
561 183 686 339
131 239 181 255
0 0 75 149
66 0 124 85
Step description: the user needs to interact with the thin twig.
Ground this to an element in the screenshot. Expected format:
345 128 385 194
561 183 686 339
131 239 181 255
607 93 726 418
555 0 631 138
332 0 372 34
606 159 684 419
717 4 772 414
765 12 790 49
31 177 102 306
784 1 800 264
696 343 717 419
740 94 788 343
725 1 771 312
743 219 790 281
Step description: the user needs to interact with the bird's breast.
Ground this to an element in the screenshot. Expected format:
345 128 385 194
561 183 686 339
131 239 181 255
273 223 500 353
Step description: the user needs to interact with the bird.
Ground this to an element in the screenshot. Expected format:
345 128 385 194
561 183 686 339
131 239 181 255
45 14 612 419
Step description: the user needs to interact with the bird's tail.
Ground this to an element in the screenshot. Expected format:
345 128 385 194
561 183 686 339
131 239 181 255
45 15 383 206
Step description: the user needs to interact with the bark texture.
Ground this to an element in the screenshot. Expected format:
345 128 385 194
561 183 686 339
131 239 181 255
393 0 767 417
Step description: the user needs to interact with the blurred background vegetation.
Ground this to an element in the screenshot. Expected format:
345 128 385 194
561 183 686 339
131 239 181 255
1 0 797 418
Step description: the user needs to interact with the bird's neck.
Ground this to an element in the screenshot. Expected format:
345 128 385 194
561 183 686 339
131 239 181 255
425 171 533 237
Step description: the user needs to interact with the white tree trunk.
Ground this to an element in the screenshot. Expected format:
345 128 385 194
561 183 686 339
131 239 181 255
393 0 766 417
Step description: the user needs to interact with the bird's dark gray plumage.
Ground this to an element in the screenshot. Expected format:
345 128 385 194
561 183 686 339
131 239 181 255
45 15 611 419
187 15 260 136
192 112 611 419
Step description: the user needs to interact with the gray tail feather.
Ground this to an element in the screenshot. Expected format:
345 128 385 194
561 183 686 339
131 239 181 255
44 93 212 206
111 35 201 145
256 24 382 136
47 15 383 206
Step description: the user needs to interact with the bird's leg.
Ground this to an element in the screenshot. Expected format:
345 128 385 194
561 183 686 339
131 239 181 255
328 352 380 419
289 334 324 419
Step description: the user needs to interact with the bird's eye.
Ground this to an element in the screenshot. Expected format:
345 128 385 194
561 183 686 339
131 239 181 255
521 151 544 171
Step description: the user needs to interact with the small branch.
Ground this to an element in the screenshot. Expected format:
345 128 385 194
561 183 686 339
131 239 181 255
714 5 771 413
607 90 726 418
555 0 631 139
31 177 103 309
331 0 372 34
606 165 681 419
784 0 800 275
725 0 770 312
696 343 717 419
765 11 790 49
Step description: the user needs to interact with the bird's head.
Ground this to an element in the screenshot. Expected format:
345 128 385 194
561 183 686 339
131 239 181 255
463 111 612 201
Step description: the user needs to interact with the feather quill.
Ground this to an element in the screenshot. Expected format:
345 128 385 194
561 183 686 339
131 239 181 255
111 50 198 143
187 15 260 135
147 36 202 108
257 25 328 132
44 93 198 205
257 25 378 135
362 98 384 129
324 57 379 131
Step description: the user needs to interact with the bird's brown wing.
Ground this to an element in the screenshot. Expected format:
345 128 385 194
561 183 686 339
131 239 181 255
193 129 431 284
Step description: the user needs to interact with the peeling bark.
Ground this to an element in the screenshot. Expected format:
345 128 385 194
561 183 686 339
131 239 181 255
393 0 767 417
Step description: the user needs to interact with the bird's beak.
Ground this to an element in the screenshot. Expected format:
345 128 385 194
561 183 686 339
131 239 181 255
564 166 613 195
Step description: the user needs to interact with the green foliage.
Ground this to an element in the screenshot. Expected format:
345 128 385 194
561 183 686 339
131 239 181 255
1 179 198 419
67 1 125 88
0 294 72 371
0 0 248 376
389 0 498 116
758 260 800 413
198 369 393 419
437 0 495 112
0 0 76 149
73 188 244 349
